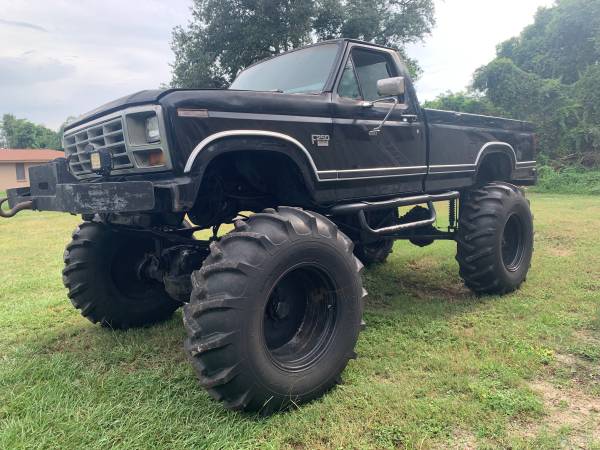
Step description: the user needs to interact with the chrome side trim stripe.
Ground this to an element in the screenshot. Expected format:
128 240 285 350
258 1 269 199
429 163 475 174
430 163 476 169
428 169 476 175
332 172 427 181
208 111 332 124
184 131 534 182
516 161 536 167
184 129 427 181
335 166 427 173
204 110 413 126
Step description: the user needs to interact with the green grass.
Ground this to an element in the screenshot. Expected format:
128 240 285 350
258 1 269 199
1 194 599 449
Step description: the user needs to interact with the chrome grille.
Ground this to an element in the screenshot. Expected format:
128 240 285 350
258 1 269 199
63 117 133 178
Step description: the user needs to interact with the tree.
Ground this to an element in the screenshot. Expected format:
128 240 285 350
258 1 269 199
171 0 315 88
423 91 505 117
495 0 600 84
0 124 7 148
0 114 62 150
58 116 78 149
431 0 600 167
170 0 435 88
314 0 435 78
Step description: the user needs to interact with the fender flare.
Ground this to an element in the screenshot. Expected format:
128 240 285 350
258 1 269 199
475 141 517 176
183 130 320 189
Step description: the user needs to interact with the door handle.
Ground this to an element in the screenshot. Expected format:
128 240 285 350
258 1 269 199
401 114 418 123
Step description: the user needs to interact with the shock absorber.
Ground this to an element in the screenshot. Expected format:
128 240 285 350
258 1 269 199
448 198 457 231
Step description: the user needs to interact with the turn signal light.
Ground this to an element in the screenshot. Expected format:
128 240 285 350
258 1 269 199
148 149 165 166
135 149 166 168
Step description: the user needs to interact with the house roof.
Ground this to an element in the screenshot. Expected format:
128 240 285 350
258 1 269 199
0 149 64 163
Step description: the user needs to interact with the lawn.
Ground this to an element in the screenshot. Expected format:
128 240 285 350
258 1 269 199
1 193 599 449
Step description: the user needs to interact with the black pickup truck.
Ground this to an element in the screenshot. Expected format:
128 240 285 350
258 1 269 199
2 39 536 413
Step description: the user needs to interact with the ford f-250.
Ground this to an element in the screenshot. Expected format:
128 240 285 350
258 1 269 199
1 39 536 413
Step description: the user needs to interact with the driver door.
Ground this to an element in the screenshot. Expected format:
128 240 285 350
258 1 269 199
331 45 426 198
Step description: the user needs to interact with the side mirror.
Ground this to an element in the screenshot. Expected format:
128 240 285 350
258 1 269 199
377 77 405 97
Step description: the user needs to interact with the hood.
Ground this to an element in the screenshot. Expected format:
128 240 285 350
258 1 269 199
65 89 173 131
161 89 330 118
65 88 330 133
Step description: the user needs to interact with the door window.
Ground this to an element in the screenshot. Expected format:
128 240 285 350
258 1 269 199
351 49 395 101
337 60 361 99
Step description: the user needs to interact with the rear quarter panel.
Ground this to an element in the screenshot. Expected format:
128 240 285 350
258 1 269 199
424 109 536 190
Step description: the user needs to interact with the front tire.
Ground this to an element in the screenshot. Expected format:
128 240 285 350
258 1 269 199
456 182 534 294
183 207 365 413
63 221 181 329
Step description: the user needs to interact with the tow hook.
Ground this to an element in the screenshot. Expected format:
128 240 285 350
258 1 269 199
0 197 33 218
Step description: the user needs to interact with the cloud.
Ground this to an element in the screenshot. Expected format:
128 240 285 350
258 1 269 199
407 0 555 101
0 19 47 32
0 0 192 129
0 56 75 86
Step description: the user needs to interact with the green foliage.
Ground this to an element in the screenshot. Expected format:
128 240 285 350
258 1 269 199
314 0 435 46
533 166 600 195
170 0 435 88
423 91 505 116
434 0 600 167
1 114 62 150
472 59 581 161
496 0 600 85
171 0 315 88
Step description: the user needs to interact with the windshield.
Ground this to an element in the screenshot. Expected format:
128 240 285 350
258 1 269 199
230 43 340 94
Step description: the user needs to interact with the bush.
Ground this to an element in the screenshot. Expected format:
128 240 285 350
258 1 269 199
532 166 600 194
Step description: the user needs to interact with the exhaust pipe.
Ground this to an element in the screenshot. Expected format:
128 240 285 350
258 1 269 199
0 197 33 218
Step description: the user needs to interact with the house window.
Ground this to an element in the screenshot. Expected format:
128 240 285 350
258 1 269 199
15 163 26 181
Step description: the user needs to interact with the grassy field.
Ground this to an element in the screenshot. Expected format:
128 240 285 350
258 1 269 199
1 193 599 449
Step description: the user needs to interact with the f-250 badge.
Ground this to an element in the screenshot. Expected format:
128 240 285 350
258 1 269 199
311 134 330 147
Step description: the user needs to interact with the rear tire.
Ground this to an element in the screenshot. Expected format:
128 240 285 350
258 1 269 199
183 207 365 413
354 239 394 266
456 182 534 295
352 209 396 266
62 221 181 329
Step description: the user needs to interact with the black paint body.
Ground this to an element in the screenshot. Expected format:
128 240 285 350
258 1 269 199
11 39 536 215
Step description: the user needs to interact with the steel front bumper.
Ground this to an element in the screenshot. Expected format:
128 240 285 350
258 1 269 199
4 159 196 215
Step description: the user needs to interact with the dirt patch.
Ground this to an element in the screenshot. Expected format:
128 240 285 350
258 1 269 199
547 247 574 257
555 353 580 366
528 380 600 446
396 277 471 301
436 429 477 449
574 330 600 346
406 256 439 271
536 230 578 258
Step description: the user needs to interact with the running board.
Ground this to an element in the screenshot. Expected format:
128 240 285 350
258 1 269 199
329 191 459 237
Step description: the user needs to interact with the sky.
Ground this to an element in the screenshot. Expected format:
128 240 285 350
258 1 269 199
0 0 555 131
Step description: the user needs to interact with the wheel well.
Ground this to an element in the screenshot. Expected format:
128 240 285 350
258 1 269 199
188 150 314 228
477 152 513 184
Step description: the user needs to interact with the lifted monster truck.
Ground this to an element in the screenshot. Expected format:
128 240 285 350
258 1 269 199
1 39 536 413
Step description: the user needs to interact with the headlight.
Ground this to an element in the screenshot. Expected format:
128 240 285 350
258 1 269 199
145 115 160 143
